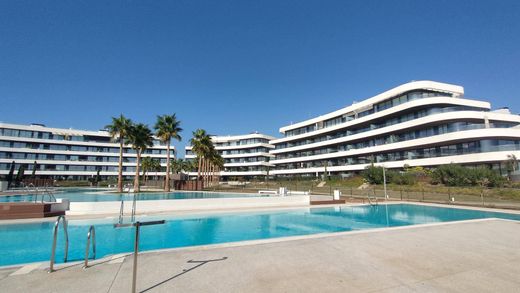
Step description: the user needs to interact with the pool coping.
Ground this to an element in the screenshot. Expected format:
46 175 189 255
2 216 517 271
2 200 520 225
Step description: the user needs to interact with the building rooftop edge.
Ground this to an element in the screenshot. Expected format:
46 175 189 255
278 80 465 133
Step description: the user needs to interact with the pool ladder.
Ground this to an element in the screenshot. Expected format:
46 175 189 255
49 215 69 272
84 226 96 268
28 183 57 203
49 216 98 272
367 195 378 206
119 184 137 224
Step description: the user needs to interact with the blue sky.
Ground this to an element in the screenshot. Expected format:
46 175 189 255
1 0 520 155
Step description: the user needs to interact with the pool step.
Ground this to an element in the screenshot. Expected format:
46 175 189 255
0 202 65 219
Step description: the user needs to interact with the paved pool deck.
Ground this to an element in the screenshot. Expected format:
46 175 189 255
1 218 520 292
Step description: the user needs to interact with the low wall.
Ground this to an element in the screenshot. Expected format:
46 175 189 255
67 195 310 215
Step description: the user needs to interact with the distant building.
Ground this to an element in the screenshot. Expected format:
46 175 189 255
270 81 520 177
0 122 174 180
186 133 275 179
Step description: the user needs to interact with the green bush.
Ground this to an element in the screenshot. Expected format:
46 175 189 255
362 165 385 185
389 171 416 185
431 164 469 186
362 165 418 185
431 164 504 187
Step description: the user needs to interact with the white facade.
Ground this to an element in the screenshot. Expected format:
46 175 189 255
0 123 174 180
270 81 520 176
186 133 275 179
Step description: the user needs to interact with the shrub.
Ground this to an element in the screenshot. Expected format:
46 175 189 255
431 164 469 186
361 164 385 185
389 171 416 185
431 164 504 187
467 166 504 187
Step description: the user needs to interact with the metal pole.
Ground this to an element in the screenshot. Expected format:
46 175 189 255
132 222 140 293
113 220 164 292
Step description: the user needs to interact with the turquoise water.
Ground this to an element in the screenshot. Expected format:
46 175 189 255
1 204 520 267
0 189 262 203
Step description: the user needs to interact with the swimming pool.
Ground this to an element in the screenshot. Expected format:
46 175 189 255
0 189 263 203
1 203 519 267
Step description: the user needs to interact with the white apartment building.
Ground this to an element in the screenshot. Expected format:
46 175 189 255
0 122 174 180
270 81 520 177
185 133 275 179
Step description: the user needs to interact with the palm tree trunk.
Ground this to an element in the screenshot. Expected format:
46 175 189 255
210 163 213 185
205 159 209 188
201 158 206 188
134 151 141 192
118 138 124 193
212 164 216 185
209 163 212 187
165 140 171 192
197 157 202 181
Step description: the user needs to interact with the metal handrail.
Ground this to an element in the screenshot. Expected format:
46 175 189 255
131 189 137 222
367 195 378 206
49 215 69 272
118 184 132 224
114 220 165 293
34 185 57 203
43 185 57 202
83 225 96 268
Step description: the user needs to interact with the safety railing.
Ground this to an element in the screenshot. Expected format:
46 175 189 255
131 191 137 222
49 215 69 272
114 220 165 293
367 195 378 206
118 184 132 224
32 184 57 203
83 225 96 268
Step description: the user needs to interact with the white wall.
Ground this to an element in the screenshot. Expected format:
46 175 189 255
67 195 310 215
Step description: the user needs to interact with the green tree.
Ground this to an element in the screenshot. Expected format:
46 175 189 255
154 114 182 192
361 164 385 185
141 157 161 185
31 161 37 178
431 164 468 186
6 161 15 189
171 158 189 175
505 154 518 180
127 123 154 193
190 129 212 182
15 164 25 186
96 169 102 185
105 114 133 192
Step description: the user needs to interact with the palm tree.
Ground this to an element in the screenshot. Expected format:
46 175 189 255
190 129 213 187
154 114 182 191
181 159 193 174
105 115 133 192
190 129 211 180
142 157 162 184
141 156 154 185
127 123 154 192
170 158 185 174
209 151 224 185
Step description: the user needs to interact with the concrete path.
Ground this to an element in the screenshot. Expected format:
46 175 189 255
1 219 520 292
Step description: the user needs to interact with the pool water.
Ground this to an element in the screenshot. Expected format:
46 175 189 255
1 204 519 267
0 189 263 203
